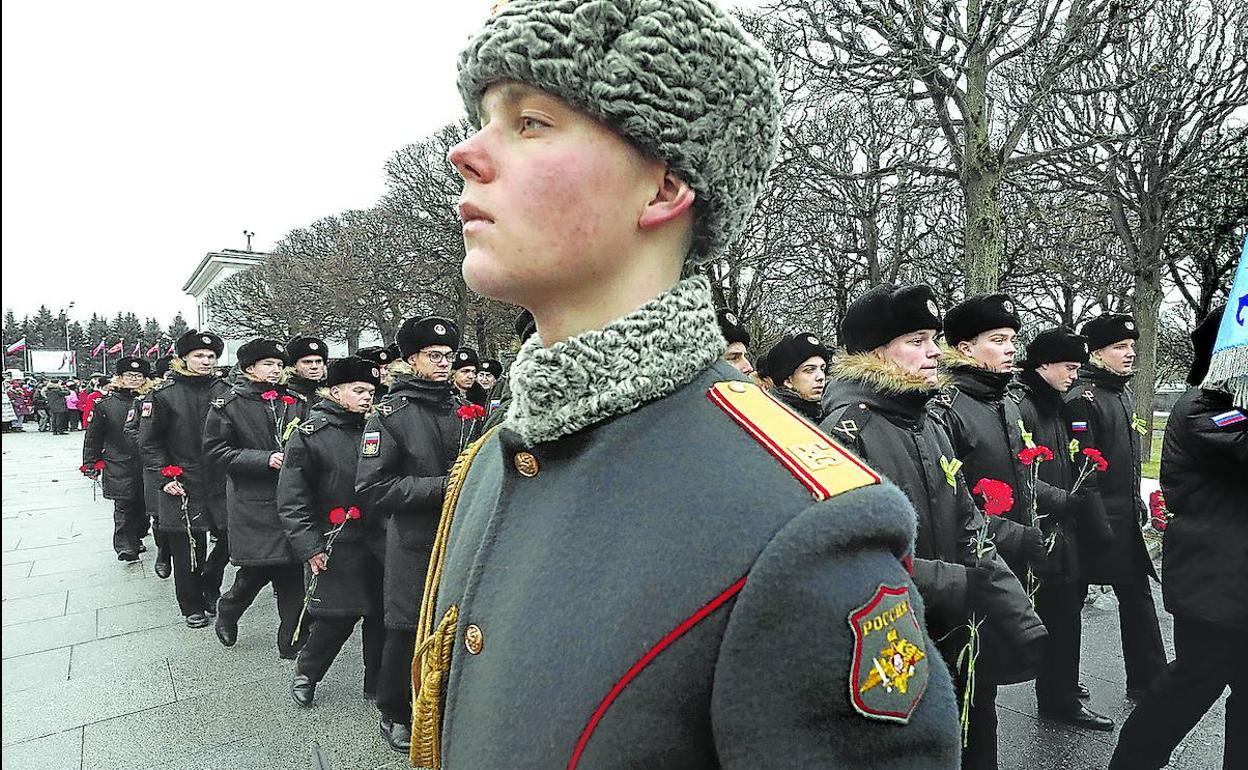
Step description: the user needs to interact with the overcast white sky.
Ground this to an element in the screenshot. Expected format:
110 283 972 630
1 1 505 326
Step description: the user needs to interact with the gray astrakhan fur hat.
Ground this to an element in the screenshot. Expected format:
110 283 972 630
456 0 781 265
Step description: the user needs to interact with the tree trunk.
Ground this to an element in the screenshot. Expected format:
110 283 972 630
962 162 1005 294
1132 262 1163 461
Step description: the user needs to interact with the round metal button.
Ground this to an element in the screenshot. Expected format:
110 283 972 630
727 382 749 393
514 452 539 477
464 624 484 655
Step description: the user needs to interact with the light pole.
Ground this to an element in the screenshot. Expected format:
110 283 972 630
64 301 75 376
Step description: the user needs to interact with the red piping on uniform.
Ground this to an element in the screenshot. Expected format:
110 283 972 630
567 575 749 770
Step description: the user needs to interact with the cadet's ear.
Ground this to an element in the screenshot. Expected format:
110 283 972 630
638 169 695 231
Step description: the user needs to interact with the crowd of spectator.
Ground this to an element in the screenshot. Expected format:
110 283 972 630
5 374 107 433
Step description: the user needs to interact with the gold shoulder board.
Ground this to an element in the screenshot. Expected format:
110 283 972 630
707 381 879 501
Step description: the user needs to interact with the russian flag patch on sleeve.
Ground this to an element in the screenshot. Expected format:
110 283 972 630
1212 410 1246 427
1071 421 1089 432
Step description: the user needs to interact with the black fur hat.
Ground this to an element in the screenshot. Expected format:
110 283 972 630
1080 313 1139 351
286 336 328 362
717 308 751 347
765 333 830 383
453 348 481 370
236 338 288 369
174 329 224 358
841 284 943 354
396 317 459 360
153 355 174 378
944 294 1020 346
113 356 153 377
479 359 503 378
1020 327 1090 368
325 356 383 389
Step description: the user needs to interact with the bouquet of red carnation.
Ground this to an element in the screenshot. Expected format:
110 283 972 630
80 459 106 500
293 505 361 644
1149 489 1170 532
456 402 487 452
161 464 199 569
1070 448 1108 494
262 390 302 446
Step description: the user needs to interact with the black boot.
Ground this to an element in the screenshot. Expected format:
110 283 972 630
291 674 316 707
1039 704 1115 732
379 717 411 753
214 607 238 647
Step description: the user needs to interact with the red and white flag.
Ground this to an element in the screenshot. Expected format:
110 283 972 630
107 340 124 355
4 337 26 355
130 341 141 356
167 342 177 355
145 342 161 357
91 339 107 357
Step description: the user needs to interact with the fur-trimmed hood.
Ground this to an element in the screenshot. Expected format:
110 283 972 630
828 351 945 396
937 343 982 371
107 376 159 396
938 343 1014 401
823 351 944 426
170 356 212 378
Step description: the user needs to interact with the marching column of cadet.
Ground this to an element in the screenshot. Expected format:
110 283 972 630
78 290 1244 768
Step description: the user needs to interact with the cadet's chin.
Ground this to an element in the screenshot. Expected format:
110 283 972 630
462 246 536 307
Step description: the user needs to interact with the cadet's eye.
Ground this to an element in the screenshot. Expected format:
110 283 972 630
520 116 549 132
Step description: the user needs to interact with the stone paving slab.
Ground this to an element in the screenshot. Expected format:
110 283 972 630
0 728 82 770
2 646 72 694
3 610 99 659
2 589 69 626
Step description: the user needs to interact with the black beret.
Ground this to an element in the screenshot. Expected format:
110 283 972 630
514 309 537 343
479 359 503 378
325 356 383 389
356 346 395 367
396 316 459 359
453 348 480 370
841 284 943 354
153 355 174 378
1188 304 1224 386
236 338 288 369
1020 327 1089 368
175 329 224 358
765 333 830 383
1080 313 1139 351
113 357 152 377
944 294 1020 346
286 336 327 362
717 308 751 347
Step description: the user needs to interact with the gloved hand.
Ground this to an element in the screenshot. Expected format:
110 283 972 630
964 564 995 617
1072 488 1114 545
1022 525 1048 569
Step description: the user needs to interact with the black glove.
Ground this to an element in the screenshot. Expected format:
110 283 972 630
1072 488 1115 545
1022 526 1048 569
964 564 995 617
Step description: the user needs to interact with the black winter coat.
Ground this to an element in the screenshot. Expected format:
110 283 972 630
138 369 231 532
821 355 1045 684
1013 370 1103 584
283 372 322 408
82 388 144 501
1065 365 1155 583
355 375 461 629
277 400 384 617
45 385 69 413
203 380 309 566
771 385 823 424
930 363 1037 575
1160 388 1248 630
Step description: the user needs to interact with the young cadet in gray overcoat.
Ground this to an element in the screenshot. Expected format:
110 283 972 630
412 3 961 768
82 356 154 562
277 357 386 708
1014 328 1115 731
355 316 463 754
203 338 310 660
1065 313 1167 698
820 284 1044 770
138 330 232 628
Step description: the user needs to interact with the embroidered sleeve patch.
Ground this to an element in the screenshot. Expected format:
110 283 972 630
126 408 136 422
361 431 381 457
141 401 153 418
848 584 928 724
1212 410 1246 427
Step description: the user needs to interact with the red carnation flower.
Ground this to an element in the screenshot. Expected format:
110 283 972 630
1018 446 1054 466
79 463 91 473
161 465 184 478
94 460 106 471
457 404 485 420
971 478 1014 516
261 390 279 401
1081 448 1109 472
346 506 361 520
328 507 347 526
280 395 298 406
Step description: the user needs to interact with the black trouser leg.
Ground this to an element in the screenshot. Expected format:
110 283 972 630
376 628 417 724
296 616 359 682
362 613 385 696
1110 616 1245 769
151 521 169 563
272 564 309 655
961 681 999 770
167 530 209 616
112 499 143 556
52 412 68 433
1114 579 1167 691
218 565 270 625
1035 581 1084 712
200 529 230 601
